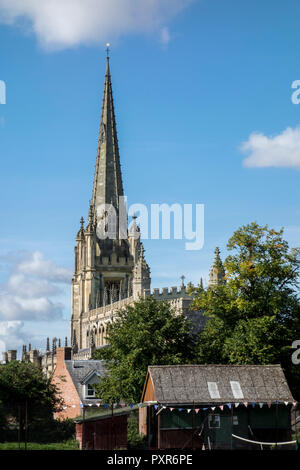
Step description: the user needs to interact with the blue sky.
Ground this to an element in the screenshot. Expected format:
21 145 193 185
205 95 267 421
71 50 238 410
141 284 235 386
0 0 300 354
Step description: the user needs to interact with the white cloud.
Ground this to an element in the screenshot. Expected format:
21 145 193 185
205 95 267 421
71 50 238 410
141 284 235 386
0 0 193 50
0 251 71 321
16 251 71 283
240 126 300 169
0 321 28 355
160 26 171 45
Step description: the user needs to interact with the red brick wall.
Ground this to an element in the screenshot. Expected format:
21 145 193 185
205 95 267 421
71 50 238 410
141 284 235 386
51 347 81 420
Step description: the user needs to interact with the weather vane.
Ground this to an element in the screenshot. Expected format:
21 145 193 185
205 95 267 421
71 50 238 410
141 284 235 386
106 43 110 59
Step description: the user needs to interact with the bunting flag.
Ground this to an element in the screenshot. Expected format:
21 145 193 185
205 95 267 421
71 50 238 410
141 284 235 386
76 400 294 413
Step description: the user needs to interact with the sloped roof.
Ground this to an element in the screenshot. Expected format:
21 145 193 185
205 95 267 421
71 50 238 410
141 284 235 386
65 360 106 405
146 364 294 404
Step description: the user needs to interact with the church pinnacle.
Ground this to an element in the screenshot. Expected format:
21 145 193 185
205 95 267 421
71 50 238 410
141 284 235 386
91 56 124 217
208 247 225 288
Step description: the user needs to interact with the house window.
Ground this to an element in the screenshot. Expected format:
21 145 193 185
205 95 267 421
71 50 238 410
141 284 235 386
208 414 220 429
233 415 239 426
86 384 95 398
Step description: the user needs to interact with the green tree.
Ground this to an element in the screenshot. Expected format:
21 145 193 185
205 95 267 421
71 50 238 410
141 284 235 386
188 222 300 399
0 361 64 442
93 297 198 403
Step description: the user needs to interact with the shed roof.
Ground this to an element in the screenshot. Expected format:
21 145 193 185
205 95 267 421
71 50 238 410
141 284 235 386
65 360 106 405
144 365 294 404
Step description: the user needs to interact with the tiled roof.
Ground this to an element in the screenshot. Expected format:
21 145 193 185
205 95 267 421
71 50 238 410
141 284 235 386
65 360 106 405
147 364 294 404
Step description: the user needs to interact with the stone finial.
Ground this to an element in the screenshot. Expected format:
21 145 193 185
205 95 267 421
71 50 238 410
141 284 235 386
65 337 68 347
180 275 185 289
208 247 225 288
58 338 61 348
46 337 50 352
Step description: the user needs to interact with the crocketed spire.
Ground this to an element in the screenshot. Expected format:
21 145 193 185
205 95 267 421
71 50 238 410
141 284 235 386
91 57 124 217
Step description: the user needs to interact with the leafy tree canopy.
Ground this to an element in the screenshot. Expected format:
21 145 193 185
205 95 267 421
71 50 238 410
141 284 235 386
188 222 300 398
0 360 63 421
93 297 198 403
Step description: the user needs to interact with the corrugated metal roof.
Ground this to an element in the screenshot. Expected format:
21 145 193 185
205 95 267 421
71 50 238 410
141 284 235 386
148 364 294 404
65 360 106 405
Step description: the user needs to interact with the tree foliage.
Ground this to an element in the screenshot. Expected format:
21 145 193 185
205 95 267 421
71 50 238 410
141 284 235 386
188 222 300 398
93 297 198 403
0 360 64 440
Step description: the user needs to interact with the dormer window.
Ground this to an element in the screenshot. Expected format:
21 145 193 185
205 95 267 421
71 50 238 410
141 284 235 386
86 383 95 398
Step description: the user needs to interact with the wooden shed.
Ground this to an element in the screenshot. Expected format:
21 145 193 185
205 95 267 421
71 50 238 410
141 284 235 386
75 411 128 450
140 364 297 450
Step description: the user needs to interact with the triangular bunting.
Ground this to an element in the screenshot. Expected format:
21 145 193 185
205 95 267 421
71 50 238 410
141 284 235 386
267 402 272 408
170 408 174 412
154 405 158 410
284 401 289 406
227 403 232 409
251 402 255 408
219 405 224 411
293 402 297 407
235 403 239 408
244 402 248 408
187 409 191 413
259 403 263 408
211 407 216 411
195 409 200 414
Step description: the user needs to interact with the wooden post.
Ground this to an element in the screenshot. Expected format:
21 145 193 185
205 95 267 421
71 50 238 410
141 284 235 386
25 400 28 451
192 401 195 450
157 405 161 450
82 406 86 450
275 402 278 450
18 404 21 450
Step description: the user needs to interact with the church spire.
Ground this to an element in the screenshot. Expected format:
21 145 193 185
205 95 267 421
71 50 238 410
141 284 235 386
91 56 124 218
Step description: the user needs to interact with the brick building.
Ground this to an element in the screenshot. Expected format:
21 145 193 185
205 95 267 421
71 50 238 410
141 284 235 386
51 347 105 420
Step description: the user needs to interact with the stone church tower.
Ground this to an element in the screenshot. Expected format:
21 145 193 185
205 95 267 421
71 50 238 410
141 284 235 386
71 57 150 354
